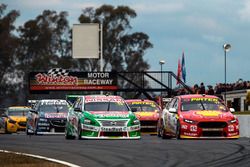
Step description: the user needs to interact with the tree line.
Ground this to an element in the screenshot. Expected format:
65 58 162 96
0 4 153 106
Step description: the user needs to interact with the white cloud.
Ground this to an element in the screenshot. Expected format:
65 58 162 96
133 2 184 14
71 2 101 10
19 0 62 9
202 34 224 43
185 16 223 32
238 0 250 22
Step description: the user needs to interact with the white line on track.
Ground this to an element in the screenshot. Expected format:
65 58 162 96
0 149 81 167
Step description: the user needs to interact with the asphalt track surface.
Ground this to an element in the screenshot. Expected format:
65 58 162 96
0 134 250 167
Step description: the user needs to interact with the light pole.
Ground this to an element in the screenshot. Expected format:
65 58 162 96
159 60 165 97
223 43 231 106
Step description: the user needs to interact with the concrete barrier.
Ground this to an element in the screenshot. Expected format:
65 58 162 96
236 115 250 138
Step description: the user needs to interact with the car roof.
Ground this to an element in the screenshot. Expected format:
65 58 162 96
125 99 155 103
8 106 31 109
178 94 218 99
38 99 68 105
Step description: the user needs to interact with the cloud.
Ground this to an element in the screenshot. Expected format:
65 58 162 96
133 2 184 14
19 0 62 9
185 16 223 32
238 0 250 22
71 2 102 10
202 34 224 43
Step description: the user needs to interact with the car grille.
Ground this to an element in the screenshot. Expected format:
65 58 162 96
101 132 127 137
202 131 226 137
99 120 127 127
49 119 66 127
198 122 227 128
18 121 26 127
140 121 157 126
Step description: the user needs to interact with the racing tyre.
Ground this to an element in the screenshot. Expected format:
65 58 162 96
4 123 11 134
176 121 181 139
157 121 162 137
65 129 75 140
77 123 82 140
26 127 34 135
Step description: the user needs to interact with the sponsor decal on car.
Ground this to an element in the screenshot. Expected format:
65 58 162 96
45 113 67 119
90 111 129 118
190 98 218 102
195 111 221 117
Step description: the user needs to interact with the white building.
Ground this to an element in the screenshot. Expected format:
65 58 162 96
223 89 250 112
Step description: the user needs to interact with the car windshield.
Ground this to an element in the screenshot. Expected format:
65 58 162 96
39 104 69 113
128 102 160 112
85 101 129 111
8 108 30 116
181 98 226 112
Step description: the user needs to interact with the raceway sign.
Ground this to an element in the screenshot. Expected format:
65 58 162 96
29 68 118 91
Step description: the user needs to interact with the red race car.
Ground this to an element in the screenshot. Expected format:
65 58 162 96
157 94 239 139
126 99 160 134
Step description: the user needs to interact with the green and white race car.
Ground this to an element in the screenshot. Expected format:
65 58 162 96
65 95 141 139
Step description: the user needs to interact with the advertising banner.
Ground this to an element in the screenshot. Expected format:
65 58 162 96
29 69 118 92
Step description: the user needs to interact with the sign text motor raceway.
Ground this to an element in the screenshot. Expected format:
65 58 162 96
29 71 118 91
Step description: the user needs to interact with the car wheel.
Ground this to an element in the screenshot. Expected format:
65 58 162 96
77 123 82 140
161 126 169 139
157 120 162 137
5 123 11 134
65 127 75 140
26 127 34 135
176 121 181 139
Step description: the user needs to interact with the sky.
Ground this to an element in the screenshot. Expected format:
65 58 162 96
2 0 250 87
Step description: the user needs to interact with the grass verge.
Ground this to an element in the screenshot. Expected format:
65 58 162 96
0 152 67 167
233 111 250 115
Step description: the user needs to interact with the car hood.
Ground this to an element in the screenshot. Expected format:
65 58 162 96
181 110 234 121
134 112 159 121
9 116 27 122
88 111 131 119
44 112 67 119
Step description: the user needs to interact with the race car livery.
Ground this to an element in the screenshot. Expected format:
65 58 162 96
65 95 141 139
157 94 239 139
0 106 30 133
125 99 160 134
26 99 69 135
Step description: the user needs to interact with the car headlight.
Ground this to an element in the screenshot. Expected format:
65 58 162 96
133 119 140 125
228 118 237 124
83 118 91 124
8 119 16 124
183 119 196 124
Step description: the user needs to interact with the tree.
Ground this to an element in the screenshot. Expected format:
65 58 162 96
0 4 20 100
16 10 71 103
78 5 153 72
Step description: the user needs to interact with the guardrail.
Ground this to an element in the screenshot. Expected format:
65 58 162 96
236 115 250 138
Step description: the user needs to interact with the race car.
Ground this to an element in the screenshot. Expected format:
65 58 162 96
26 99 70 135
157 94 239 139
0 106 30 133
125 99 160 134
65 95 141 139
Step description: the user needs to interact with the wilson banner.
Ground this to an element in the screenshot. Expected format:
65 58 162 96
29 69 118 92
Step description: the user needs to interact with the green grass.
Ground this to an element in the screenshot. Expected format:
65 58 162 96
0 152 67 167
233 111 250 115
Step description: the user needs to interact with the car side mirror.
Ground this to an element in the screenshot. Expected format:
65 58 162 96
169 108 177 113
74 108 81 112
229 108 235 113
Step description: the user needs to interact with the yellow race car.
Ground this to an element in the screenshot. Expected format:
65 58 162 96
1 106 30 133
